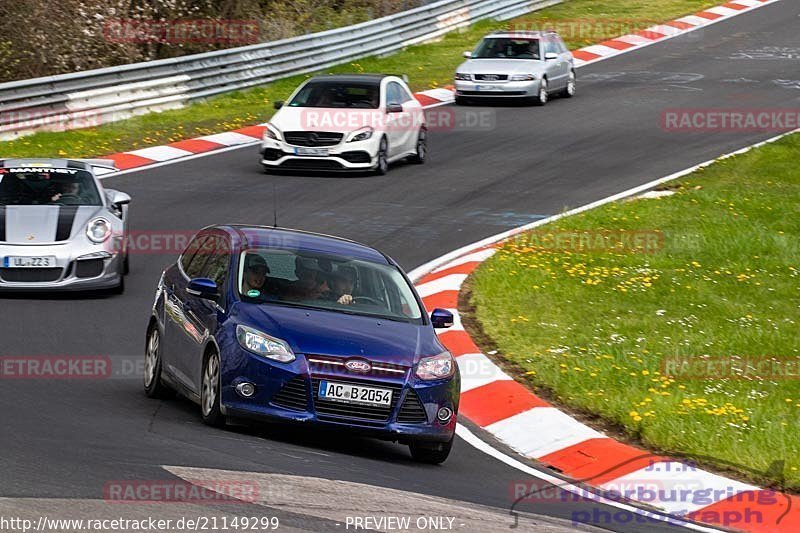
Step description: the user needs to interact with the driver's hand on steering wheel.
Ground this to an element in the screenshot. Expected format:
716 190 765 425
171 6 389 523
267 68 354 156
337 294 354 305
51 193 62 202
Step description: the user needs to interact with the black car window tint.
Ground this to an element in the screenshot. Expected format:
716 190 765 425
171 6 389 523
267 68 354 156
201 234 231 287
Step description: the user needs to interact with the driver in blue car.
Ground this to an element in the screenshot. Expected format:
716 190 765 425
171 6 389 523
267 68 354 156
326 266 357 305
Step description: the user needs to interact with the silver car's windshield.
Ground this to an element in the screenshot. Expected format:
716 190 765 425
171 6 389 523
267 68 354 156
0 169 102 206
473 38 540 60
288 82 380 109
238 248 423 323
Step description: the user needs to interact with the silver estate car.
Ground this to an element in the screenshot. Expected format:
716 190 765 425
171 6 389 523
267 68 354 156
0 159 131 293
454 31 575 106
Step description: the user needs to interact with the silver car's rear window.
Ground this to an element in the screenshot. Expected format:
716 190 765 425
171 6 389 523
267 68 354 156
0 168 102 206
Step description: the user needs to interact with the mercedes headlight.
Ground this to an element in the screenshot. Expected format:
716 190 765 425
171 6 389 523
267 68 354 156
348 127 373 143
236 325 295 363
454 73 472 81
86 218 111 243
416 351 455 380
510 74 537 81
264 124 282 141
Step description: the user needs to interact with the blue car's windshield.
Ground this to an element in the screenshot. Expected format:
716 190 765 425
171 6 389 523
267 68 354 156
0 168 102 206
237 248 423 322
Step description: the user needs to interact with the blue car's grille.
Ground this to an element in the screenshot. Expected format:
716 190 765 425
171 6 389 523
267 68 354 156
270 376 309 411
311 378 403 423
397 390 427 424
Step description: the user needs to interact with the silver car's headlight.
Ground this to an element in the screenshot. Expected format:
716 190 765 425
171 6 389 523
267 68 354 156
347 127 373 143
510 74 537 81
454 73 472 81
264 124 282 141
86 218 111 243
236 325 295 363
416 351 455 380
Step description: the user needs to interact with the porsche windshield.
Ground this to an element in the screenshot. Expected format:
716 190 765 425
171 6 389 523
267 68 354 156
288 82 380 109
473 38 540 60
0 168 102 206
237 248 423 322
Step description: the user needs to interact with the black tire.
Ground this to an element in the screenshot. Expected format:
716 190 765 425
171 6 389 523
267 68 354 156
532 78 548 106
123 253 130 275
201 350 226 427
374 137 389 175
560 70 576 98
409 436 454 464
143 326 173 399
409 128 427 164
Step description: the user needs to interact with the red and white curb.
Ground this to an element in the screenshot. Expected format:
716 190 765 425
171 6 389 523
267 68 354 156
570 0 780 67
409 127 800 533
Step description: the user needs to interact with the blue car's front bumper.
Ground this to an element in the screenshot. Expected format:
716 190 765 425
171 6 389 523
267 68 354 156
219 347 459 443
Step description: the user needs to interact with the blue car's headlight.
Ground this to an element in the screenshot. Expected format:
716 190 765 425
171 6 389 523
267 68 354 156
415 351 455 380
236 325 295 363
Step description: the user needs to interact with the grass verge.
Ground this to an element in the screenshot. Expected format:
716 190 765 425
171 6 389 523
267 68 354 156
0 0 719 158
468 132 800 490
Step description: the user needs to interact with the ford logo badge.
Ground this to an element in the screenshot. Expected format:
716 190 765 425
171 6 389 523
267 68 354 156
345 359 371 373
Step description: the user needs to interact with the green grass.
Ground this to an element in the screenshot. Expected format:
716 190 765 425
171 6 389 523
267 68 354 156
468 133 800 490
0 0 719 159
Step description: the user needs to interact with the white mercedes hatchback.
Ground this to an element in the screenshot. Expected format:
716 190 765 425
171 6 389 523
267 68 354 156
261 74 427 175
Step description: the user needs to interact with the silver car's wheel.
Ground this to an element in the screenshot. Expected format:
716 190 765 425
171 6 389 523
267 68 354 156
563 71 576 98
534 79 548 106
201 351 225 426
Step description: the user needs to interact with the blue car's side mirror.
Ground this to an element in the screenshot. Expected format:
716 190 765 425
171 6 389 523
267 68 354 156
431 308 454 329
187 278 219 300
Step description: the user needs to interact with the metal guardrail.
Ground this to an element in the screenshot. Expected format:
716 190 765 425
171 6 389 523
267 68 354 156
0 0 560 140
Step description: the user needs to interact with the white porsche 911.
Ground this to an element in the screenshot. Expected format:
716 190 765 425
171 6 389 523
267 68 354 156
0 159 131 293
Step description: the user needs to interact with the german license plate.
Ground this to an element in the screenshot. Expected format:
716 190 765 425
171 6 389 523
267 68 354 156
3 256 56 268
318 380 392 407
475 85 500 91
294 147 329 156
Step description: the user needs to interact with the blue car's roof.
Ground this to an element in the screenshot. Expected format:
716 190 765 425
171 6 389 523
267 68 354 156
222 225 391 265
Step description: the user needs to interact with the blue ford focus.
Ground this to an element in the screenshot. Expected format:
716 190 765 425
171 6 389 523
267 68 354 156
144 225 459 463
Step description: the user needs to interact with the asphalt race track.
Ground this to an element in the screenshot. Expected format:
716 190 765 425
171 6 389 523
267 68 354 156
1 1 798 531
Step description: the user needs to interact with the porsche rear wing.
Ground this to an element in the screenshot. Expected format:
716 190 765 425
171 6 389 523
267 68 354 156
72 159 118 175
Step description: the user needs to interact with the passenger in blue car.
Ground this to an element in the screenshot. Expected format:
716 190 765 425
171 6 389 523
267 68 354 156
241 254 270 297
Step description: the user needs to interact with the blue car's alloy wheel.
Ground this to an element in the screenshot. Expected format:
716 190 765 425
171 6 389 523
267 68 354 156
201 352 225 427
143 327 171 399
